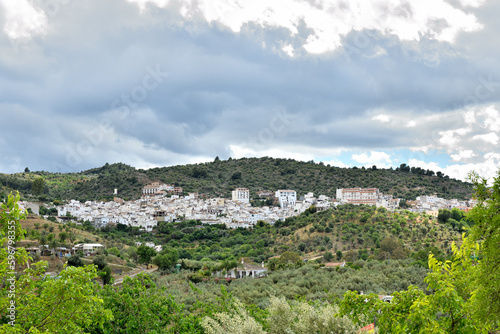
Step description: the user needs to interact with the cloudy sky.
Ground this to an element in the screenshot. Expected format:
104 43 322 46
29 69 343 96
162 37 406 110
1 0 499 181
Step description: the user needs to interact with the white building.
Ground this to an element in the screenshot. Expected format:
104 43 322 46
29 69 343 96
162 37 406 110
142 182 168 195
73 243 104 255
275 190 297 208
232 188 250 203
217 259 268 278
336 188 379 205
92 216 109 228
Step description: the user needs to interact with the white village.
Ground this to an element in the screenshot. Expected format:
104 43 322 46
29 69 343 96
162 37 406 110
47 183 476 234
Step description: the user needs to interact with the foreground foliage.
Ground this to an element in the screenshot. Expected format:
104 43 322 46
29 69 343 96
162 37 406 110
0 193 111 333
202 296 358 334
467 171 500 327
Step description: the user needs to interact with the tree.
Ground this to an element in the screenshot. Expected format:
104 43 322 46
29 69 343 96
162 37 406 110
39 234 47 247
191 167 208 178
279 251 301 264
99 265 113 285
30 229 40 241
153 248 179 271
378 236 406 260
0 193 112 332
438 208 452 224
67 254 83 267
451 207 464 221
305 205 317 215
49 238 58 253
96 273 196 333
0 192 29 277
127 246 138 263
32 177 45 196
202 295 358 334
340 238 482 333
323 251 334 262
467 171 500 328
68 231 77 244
39 206 48 215
108 247 120 256
93 254 107 270
404 242 479 333
137 245 157 268
59 232 68 243
24 167 30 173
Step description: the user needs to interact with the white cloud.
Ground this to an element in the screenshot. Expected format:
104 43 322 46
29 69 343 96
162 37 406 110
129 0 485 54
229 144 347 165
352 151 392 167
0 0 498 177
230 144 315 162
0 0 47 39
320 159 349 168
127 0 170 12
372 114 390 122
438 129 461 146
472 132 499 145
0 0 486 59
451 150 476 161
464 109 476 124
478 105 500 131
409 154 500 183
457 0 486 8
282 44 294 57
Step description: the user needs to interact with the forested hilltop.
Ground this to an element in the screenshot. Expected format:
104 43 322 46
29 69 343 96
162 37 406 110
0 157 472 202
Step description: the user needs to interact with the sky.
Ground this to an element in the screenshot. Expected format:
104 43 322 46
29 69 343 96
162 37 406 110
0 0 499 181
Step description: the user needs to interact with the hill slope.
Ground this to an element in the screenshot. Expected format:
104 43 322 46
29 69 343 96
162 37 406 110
1 158 472 201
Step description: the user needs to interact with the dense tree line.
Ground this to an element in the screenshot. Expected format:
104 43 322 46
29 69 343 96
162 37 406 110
2 158 472 202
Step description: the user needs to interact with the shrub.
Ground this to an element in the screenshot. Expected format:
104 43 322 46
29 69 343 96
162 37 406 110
93 255 107 270
67 254 83 267
266 296 358 334
108 247 120 256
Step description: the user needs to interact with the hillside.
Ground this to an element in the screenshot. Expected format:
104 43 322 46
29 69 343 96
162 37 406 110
1 157 473 202
91 204 465 269
20 215 108 247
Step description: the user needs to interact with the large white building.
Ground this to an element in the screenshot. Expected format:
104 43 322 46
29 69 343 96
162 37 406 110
232 188 250 203
336 188 379 205
142 182 169 195
275 190 297 208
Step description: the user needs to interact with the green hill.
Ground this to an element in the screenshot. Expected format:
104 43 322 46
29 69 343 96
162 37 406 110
1 157 472 202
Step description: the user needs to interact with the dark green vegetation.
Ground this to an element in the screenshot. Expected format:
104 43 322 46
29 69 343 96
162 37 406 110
1 158 472 202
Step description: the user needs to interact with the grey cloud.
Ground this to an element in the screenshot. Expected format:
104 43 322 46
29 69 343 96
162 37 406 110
1 0 500 173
